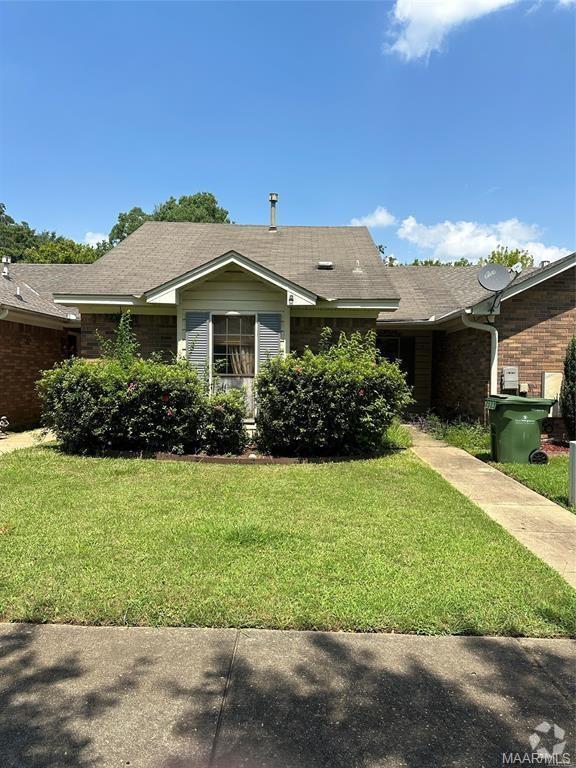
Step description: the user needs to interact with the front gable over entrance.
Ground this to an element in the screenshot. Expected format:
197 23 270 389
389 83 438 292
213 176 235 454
146 250 318 307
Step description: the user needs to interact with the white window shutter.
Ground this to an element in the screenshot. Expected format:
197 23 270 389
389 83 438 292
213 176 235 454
258 313 282 368
186 311 210 374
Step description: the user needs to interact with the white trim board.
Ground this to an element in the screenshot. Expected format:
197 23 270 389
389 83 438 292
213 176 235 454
146 251 318 307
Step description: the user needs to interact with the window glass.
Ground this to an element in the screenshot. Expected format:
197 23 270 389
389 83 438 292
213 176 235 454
212 315 255 376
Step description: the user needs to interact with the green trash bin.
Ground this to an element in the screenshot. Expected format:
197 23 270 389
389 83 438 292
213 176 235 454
485 395 556 464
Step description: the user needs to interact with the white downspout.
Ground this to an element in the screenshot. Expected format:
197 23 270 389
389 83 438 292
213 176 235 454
462 311 498 395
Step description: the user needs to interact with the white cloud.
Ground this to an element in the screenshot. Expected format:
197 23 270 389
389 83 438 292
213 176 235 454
397 215 571 263
350 206 397 228
84 231 107 247
387 0 573 61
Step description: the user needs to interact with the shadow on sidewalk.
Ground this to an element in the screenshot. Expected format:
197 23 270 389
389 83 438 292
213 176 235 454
0 625 154 768
170 632 574 768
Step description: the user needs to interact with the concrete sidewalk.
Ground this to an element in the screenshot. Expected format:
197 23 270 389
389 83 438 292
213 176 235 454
0 429 51 455
0 623 574 768
409 427 576 588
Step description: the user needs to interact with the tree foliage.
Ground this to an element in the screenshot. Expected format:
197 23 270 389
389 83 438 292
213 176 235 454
1 202 111 264
479 245 534 269
109 192 229 244
22 239 101 264
560 336 576 441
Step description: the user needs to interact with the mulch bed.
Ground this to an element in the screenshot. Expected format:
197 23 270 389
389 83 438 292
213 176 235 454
98 449 382 465
541 440 570 456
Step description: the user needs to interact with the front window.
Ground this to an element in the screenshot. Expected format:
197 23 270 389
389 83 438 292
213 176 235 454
212 315 256 376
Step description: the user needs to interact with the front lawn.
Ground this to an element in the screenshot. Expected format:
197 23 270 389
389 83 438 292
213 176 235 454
0 447 573 636
496 456 573 510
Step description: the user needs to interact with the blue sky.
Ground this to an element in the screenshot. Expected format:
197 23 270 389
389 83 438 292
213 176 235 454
0 0 574 263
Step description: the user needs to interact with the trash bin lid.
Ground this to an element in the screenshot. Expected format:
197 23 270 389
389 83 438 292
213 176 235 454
485 394 557 409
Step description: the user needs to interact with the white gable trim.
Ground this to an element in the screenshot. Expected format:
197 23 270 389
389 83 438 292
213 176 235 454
471 252 575 315
146 251 317 306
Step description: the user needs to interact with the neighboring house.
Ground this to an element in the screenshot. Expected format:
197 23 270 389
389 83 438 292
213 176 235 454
2 202 574 433
378 252 576 434
0 262 80 428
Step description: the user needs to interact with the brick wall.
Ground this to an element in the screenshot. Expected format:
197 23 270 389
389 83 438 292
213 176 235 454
431 267 576 425
431 327 491 419
81 314 177 359
0 320 69 428
289 316 376 354
495 268 575 396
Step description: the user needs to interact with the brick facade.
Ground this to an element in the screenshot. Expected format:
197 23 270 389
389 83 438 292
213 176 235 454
81 313 177 359
289 316 376 354
495 269 575 397
431 327 491 419
0 320 71 428
431 267 576 427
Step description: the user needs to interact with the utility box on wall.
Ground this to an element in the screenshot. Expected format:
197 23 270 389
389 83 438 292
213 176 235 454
542 371 563 416
501 366 519 392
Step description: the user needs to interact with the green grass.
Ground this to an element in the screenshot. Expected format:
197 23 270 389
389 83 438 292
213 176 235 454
495 456 573 511
0 447 573 636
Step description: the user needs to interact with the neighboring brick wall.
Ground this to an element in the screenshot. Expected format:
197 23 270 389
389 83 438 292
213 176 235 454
431 327 491 420
289 316 376 354
0 320 68 428
431 267 576 424
495 268 575 396
81 314 177 359
495 267 575 440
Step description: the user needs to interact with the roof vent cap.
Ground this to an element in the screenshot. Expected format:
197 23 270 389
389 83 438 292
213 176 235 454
317 261 334 270
540 259 550 269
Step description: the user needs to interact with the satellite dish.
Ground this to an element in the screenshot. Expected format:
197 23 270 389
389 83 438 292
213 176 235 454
477 263 513 292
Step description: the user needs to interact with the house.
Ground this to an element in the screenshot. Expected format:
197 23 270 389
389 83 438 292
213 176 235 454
377 252 575 434
0 262 80 428
2 196 574 433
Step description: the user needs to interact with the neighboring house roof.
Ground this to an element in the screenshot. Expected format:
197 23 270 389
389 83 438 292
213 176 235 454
378 251 576 323
0 269 79 321
44 222 399 302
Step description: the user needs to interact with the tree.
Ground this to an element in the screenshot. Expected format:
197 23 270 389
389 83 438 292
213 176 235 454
0 202 54 262
22 238 101 264
560 336 576 441
153 192 229 223
480 245 534 270
378 244 397 266
108 207 151 245
108 192 229 244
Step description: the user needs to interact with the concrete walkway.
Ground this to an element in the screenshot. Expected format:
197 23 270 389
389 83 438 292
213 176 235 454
0 623 574 768
0 429 51 455
409 427 576 588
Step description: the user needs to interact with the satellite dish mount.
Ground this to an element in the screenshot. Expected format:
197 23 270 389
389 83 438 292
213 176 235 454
477 263 519 314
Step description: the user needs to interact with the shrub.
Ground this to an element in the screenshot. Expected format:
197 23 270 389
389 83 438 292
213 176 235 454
39 357 207 455
204 389 249 455
560 336 576 441
415 412 490 456
255 329 412 457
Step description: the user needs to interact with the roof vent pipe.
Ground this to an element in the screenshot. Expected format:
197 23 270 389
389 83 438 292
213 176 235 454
269 193 278 231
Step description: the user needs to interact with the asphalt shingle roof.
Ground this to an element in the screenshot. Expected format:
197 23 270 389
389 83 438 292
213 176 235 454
379 252 575 322
33 222 400 301
7 230 574 325
0 269 78 320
